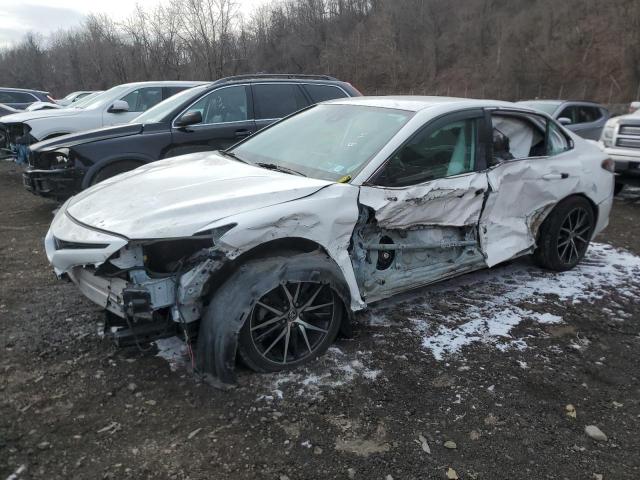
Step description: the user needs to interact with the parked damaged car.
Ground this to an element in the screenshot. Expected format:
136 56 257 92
23 74 361 200
0 81 203 164
46 97 614 383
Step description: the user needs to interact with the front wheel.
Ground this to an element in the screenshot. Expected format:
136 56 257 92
534 196 595 271
197 251 346 378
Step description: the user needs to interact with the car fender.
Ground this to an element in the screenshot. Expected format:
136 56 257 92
82 153 155 189
201 182 366 311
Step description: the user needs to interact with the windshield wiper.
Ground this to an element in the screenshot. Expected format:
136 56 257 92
255 162 306 177
218 150 248 164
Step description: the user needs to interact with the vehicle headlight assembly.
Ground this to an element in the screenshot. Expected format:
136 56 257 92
50 148 73 169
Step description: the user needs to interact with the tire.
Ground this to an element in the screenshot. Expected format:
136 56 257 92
533 196 595 271
614 182 625 196
90 160 142 185
197 251 346 377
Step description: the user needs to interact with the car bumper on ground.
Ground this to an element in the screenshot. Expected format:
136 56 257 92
23 167 83 200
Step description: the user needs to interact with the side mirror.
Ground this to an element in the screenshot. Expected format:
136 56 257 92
108 100 130 113
558 117 572 126
175 110 202 127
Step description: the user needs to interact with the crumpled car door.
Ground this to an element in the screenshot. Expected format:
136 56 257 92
352 109 490 303
479 111 583 266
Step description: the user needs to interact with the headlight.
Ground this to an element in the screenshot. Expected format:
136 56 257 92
50 148 72 169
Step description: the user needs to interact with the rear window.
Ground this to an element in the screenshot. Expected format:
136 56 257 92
252 83 308 119
303 84 348 103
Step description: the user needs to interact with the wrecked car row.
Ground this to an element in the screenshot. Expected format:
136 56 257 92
0 81 204 163
19 75 360 200
44 96 614 383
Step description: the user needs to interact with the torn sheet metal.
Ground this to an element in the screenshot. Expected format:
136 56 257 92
358 172 488 229
480 157 587 267
209 183 364 311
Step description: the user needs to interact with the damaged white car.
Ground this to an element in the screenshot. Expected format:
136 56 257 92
46 97 614 383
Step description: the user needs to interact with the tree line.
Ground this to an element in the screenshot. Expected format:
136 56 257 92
1 0 639 104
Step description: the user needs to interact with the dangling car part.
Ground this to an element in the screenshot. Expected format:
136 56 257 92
45 96 614 384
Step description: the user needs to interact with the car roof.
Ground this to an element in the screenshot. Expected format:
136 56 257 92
518 99 603 107
324 96 526 112
114 81 206 88
0 87 49 94
210 74 350 87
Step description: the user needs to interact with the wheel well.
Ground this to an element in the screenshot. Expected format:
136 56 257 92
203 237 352 326
536 193 598 240
90 159 145 184
43 133 69 140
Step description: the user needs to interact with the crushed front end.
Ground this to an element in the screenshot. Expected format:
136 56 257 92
45 208 228 350
0 122 37 163
23 147 84 200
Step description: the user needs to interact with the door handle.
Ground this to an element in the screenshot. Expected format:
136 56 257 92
235 129 253 138
542 173 569 180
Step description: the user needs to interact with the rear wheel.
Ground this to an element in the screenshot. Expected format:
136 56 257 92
91 160 142 185
534 196 595 271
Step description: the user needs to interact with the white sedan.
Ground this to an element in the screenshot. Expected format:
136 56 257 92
45 96 614 383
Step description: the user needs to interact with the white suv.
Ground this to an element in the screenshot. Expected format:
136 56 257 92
599 108 640 194
0 81 204 162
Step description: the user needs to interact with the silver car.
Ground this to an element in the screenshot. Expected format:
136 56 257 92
517 100 609 140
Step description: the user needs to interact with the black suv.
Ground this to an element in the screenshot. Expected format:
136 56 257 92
23 74 361 200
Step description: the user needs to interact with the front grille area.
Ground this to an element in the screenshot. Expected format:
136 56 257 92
617 138 640 149
54 237 109 250
619 125 640 136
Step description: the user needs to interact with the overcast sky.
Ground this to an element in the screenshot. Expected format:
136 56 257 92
0 0 271 47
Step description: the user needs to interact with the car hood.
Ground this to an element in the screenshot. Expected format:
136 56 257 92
31 123 144 151
66 152 333 239
0 108 80 124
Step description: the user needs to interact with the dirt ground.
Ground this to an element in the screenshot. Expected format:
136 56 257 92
1 160 639 480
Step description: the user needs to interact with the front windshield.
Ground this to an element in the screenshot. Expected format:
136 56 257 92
517 101 561 116
231 104 414 181
70 91 103 109
75 85 129 110
132 85 207 124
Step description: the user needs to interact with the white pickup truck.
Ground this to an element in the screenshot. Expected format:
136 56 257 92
600 108 640 194
0 81 204 162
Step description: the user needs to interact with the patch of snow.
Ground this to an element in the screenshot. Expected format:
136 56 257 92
154 336 188 372
257 348 381 401
373 243 640 360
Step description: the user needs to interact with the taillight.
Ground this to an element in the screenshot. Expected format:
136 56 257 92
601 158 615 172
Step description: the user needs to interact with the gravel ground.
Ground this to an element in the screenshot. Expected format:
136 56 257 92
1 160 639 480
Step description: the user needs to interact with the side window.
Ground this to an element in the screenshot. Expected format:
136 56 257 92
183 85 248 124
120 87 163 112
491 114 571 162
547 121 571 156
163 86 187 99
375 118 478 187
252 83 308 119
0 91 36 103
491 114 546 163
577 106 601 123
303 84 348 103
558 106 577 124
